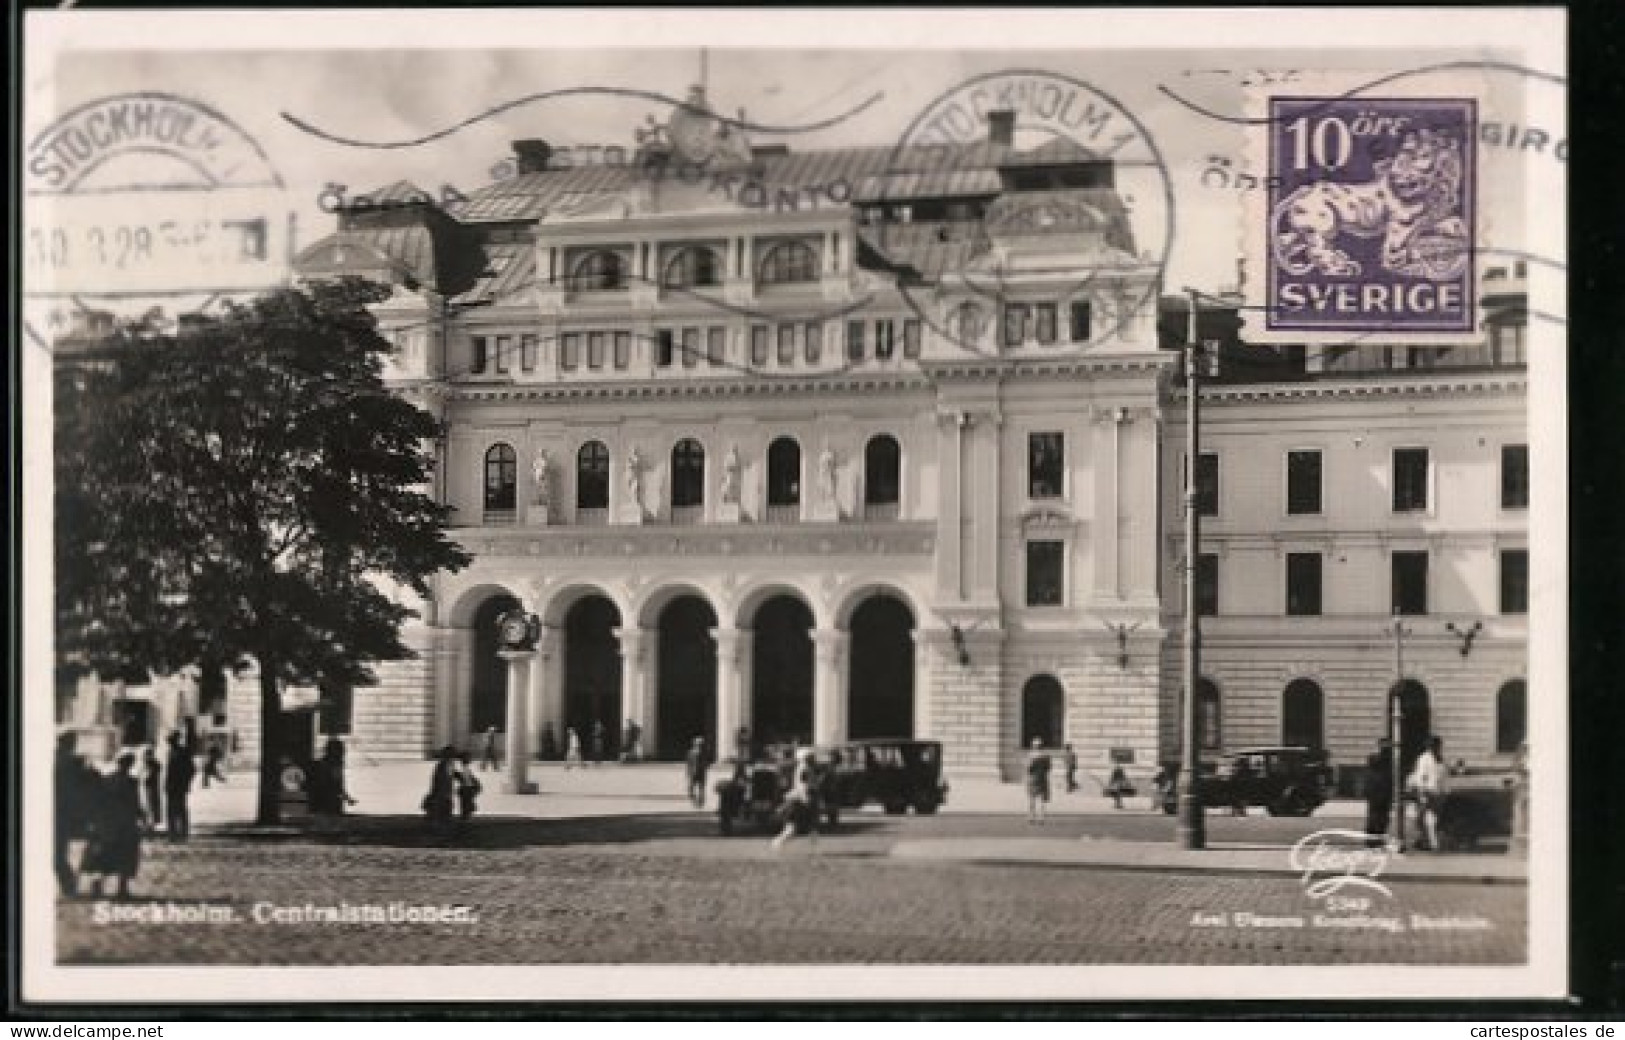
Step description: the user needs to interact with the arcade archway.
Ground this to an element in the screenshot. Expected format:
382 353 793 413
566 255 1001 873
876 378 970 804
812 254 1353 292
655 595 719 759
750 595 814 747
470 593 521 733
847 596 916 739
564 595 622 759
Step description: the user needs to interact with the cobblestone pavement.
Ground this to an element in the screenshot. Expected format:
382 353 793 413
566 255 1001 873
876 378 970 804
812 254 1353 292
56 813 1525 966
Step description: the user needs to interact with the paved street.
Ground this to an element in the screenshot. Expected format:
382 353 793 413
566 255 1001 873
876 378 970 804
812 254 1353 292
56 764 1525 966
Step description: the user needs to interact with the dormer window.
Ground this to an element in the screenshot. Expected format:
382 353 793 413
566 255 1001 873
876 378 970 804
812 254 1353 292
663 246 722 289
570 250 626 291
759 241 818 285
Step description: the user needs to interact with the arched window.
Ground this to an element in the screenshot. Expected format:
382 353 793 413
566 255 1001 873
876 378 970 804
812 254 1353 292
951 301 986 346
759 241 818 285
671 438 706 510
484 443 517 515
570 250 625 291
576 440 610 511
1197 678 1221 752
1021 674 1065 748
767 437 801 508
1496 679 1527 752
662 246 721 289
864 434 901 517
1282 678 1325 749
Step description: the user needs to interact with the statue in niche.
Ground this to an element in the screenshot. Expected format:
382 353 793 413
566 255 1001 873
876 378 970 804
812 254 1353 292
625 446 644 509
817 446 837 504
531 449 552 508
720 445 741 505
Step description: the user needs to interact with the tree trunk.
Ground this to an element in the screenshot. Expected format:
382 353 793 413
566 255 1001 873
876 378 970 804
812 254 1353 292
256 659 281 825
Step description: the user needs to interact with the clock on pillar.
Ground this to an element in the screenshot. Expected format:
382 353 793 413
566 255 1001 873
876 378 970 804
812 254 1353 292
496 609 540 652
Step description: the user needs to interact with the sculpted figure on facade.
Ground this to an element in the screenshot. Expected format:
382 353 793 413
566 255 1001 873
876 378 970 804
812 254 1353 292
531 449 552 508
817 446 837 504
721 445 741 505
625 446 644 511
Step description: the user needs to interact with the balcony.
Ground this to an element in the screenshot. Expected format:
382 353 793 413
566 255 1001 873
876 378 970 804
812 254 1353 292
483 509 516 526
574 507 609 527
670 505 704 526
764 503 800 524
863 501 901 522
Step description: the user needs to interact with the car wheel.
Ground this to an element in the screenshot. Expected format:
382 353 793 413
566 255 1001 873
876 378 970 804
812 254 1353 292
718 809 734 836
913 796 939 815
883 801 907 815
824 806 840 829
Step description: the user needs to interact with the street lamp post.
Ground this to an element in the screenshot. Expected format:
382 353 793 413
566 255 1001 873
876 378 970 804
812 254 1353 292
1388 618 1409 850
1177 289 1207 850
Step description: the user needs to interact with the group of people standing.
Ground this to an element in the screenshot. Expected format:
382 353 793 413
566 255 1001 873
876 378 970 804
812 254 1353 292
54 730 224 899
1024 741 1136 822
422 745 483 837
1364 733 1453 852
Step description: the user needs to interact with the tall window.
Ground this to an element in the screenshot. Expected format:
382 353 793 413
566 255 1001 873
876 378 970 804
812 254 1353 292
576 441 610 510
493 335 511 374
1028 432 1065 499
751 326 769 366
864 434 901 510
767 437 801 507
846 320 865 361
1392 448 1429 512
1197 678 1221 751
1501 444 1529 509
613 331 631 369
655 330 675 368
1195 553 1219 616
903 319 922 359
561 333 581 371
1069 299 1093 342
1286 552 1322 616
1496 680 1526 752
952 302 986 346
759 241 817 285
1034 303 1058 345
1282 679 1324 748
484 443 517 513
777 324 796 365
571 250 625 291
1003 303 1030 347
1500 548 1529 614
706 327 726 366
682 328 701 369
1026 540 1065 606
1286 449 1322 515
804 323 823 364
671 438 706 509
1392 551 1429 615
520 334 538 371
471 336 489 374
874 319 896 360
663 246 721 288
587 332 606 369
1195 452 1220 517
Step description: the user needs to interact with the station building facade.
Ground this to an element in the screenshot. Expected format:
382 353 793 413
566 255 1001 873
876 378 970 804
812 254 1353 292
64 94 1527 785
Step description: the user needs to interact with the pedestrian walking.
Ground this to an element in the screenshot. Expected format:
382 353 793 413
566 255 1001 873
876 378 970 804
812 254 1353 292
140 747 163 835
163 731 196 841
480 726 500 771
54 733 92 898
1063 744 1079 793
455 751 482 833
201 744 227 787
1025 738 1052 824
309 738 357 820
1151 765 1171 812
1105 764 1130 810
564 727 583 770
771 748 819 851
685 737 711 808
1364 737 1395 848
83 752 143 899
627 719 643 762
421 746 458 836
590 720 606 765
620 719 635 763
1407 735 1448 852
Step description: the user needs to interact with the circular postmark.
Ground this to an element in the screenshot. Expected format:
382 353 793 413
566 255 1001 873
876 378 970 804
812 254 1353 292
879 69 1175 357
24 91 293 350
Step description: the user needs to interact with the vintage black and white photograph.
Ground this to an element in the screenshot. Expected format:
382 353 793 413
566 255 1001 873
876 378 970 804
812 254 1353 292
21 8 1567 1003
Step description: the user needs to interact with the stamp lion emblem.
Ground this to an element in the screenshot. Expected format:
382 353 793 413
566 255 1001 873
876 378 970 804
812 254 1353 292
1263 96 1476 336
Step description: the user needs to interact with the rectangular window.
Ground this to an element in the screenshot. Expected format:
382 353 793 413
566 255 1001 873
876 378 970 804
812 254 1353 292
561 333 581 371
655 329 675 368
613 331 631 369
1004 303 1030 347
520 334 538 371
1028 432 1065 499
875 319 896 360
682 327 701 368
1392 447 1429 512
1286 449 1322 515
846 320 865 361
494 335 511 374
587 332 606 369
804 323 822 364
1501 444 1529 509
1069 300 1093 342
1195 452 1220 517
1392 551 1429 615
1034 303 1057 345
903 319 922 359
1500 548 1529 614
1025 540 1065 607
1194 553 1219 617
471 336 489 374
1286 552 1323 616
751 325 770 367
706 327 726 366
777 324 796 365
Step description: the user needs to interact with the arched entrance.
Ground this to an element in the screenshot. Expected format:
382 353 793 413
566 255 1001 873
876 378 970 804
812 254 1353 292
656 596 718 759
1390 679 1431 771
470 593 521 733
1496 679 1526 752
847 596 915 739
750 595 814 746
564 596 623 759
1282 678 1325 748
1021 674 1064 748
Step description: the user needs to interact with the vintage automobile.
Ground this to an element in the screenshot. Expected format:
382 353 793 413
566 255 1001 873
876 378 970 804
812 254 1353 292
714 746 836 836
1160 746 1334 817
824 739 950 816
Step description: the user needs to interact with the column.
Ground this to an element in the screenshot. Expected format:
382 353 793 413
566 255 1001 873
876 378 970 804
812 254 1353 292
529 624 561 759
430 627 459 750
448 628 475 747
1093 408 1122 600
812 628 850 746
499 650 536 794
713 627 747 759
934 411 966 600
968 411 1002 601
615 627 655 757
912 631 936 741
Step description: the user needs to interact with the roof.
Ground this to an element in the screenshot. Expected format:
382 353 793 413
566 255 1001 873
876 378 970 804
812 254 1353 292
293 227 435 287
449 242 537 307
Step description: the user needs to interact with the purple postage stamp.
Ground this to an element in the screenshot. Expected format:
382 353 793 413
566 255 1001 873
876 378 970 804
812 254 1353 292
1264 96 1476 337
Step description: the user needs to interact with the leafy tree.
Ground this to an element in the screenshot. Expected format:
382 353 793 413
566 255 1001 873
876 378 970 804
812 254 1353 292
55 280 470 823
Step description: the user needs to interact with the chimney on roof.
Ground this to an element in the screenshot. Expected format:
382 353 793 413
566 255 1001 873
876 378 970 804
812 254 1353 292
512 139 553 175
987 109 1015 147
